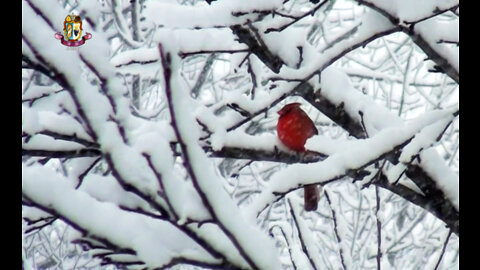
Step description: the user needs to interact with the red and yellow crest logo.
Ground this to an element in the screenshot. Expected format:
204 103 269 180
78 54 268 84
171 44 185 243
55 14 92 47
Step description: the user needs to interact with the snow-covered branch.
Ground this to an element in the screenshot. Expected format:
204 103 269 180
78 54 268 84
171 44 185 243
354 0 459 83
23 0 459 268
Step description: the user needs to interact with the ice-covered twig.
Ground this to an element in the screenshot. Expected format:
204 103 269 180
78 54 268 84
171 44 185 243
288 198 319 270
354 0 459 83
324 190 347 270
264 0 329 34
270 224 298 270
191 53 218 98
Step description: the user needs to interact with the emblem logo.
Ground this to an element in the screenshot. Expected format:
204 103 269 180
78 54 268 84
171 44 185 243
55 14 92 47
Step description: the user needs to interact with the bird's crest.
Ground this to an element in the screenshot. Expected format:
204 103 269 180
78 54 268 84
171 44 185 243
277 102 301 116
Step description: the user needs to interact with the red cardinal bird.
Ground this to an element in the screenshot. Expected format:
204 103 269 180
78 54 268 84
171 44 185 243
277 103 320 211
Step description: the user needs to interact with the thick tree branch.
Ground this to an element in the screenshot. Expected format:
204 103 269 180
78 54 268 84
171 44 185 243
374 172 458 235
230 23 284 73
299 87 459 236
160 43 262 270
22 148 102 158
206 146 327 164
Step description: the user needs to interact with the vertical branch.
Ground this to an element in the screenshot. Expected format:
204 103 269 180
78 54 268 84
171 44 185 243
159 43 263 270
270 225 298 270
142 153 178 221
324 190 347 270
246 55 257 100
130 0 141 42
358 111 369 138
375 186 382 270
433 230 452 270
130 0 142 110
398 45 414 116
132 75 141 109
191 54 217 98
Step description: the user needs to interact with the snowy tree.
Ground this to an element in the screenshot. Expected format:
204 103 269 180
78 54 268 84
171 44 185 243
23 0 458 269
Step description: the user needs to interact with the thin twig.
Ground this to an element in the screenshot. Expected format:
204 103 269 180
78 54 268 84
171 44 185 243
191 53 217 98
287 198 318 270
142 153 179 220
375 186 382 270
246 55 257 100
22 89 67 106
265 0 329 33
324 190 347 270
35 130 99 148
76 157 102 189
433 230 453 270
402 5 459 25
358 110 369 138
179 49 249 59
270 225 298 270
23 217 57 234
398 45 414 117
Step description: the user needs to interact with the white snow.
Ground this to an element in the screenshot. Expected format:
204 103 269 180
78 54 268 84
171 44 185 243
419 148 459 210
415 17 459 73
22 163 219 268
364 0 458 23
167 47 282 269
143 0 283 29
248 107 456 217
22 0 459 268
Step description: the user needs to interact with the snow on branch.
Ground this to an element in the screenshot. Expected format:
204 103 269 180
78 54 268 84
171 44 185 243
303 67 459 233
247 108 456 219
23 0 459 268
354 0 459 83
160 43 281 270
22 164 220 269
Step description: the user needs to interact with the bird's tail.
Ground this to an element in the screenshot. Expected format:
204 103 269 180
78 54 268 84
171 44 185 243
304 184 319 211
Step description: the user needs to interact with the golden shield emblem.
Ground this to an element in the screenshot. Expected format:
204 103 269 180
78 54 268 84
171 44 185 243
63 14 83 41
